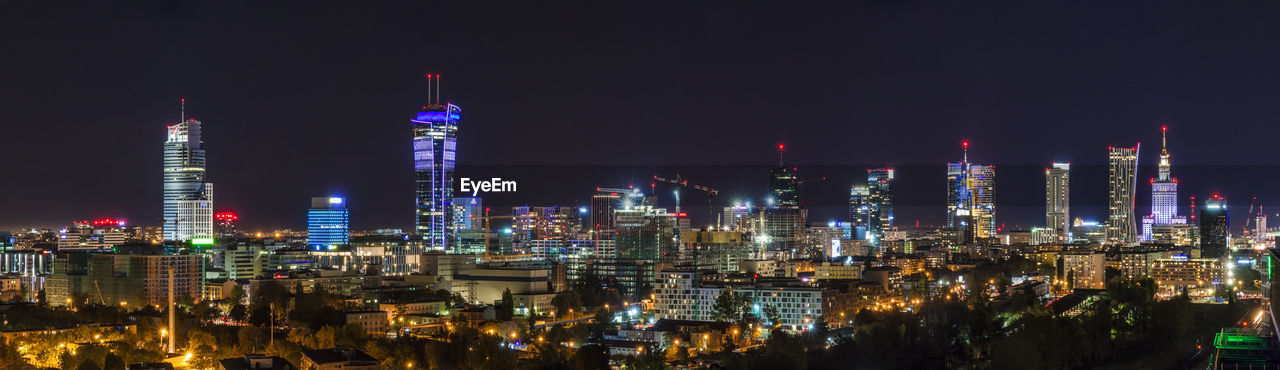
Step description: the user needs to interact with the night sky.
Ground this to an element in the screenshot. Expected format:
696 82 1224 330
3 1 1280 232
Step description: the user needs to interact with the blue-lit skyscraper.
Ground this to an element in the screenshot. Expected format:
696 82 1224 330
412 102 460 251
163 112 214 243
308 196 349 250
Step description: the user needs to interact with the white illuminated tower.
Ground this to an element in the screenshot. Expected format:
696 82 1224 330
1141 126 1186 241
1107 144 1140 245
1045 163 1070 240
163 100 214 244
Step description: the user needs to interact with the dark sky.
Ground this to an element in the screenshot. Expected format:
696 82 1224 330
2 1 1279 232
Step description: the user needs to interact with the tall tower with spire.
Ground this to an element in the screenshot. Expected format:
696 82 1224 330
163 99 214 244
947 141 995 242
412 74 460 258
1141 126 1187 242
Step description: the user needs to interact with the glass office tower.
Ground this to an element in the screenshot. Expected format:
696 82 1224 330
308 196 350 250
412 103 461 251
163 118 213 243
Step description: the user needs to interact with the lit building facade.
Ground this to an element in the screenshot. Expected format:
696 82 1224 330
307 197 350 251
58 219 126 250
1107 145 1140 245
762 207 807 259
1045 163 1070 240
770 166 800 208
163 117 214 243
1062 252 1106 290
865 168 894 245
946 161 973 239
1150 256 1222 290
591 188 642 234
412 103 461 251
848 185 869 240
946 143 995 241
1200 194 1230 258
968 164 996 238
511 206 580 244
614 206 677 259
654 271 823 331
451 197 483 232
1142 127 1187 242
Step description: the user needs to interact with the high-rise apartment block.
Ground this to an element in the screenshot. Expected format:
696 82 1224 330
1107 145 1139 245
1045 163 1070 241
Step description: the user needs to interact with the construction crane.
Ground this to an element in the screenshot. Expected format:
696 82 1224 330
652 174 720 227
1244 196 1258 237
469 209 519 262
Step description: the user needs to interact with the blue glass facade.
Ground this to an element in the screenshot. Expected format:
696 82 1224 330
308 197 349 250
412 103 461 251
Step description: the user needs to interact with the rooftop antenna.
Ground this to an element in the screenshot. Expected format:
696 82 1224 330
1161 125 1168 155
777 143 785 166
180 98 185 122
436 74 441 105
426 74 432 105
962 140 969 163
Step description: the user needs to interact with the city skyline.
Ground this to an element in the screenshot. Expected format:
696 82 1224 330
4 2 1280 369
4 2 1280 232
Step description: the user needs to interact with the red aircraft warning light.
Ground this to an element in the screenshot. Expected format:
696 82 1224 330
214 211 239 222
92 218 125 227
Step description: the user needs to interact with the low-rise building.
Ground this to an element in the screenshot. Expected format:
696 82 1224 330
452 266 551 305
813 261 861 280
344 310 389 337
379 301 446 322
654 270 822 331
218 354 294 370
299 347 378 370
1150 256 1222 290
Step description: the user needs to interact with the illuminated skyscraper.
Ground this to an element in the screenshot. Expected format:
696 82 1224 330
770 166 800 208
1045 163 1070 240
865 168 894 244
946 162 972 234
308 196 349 251
1141 127 1187 242
1200 194 1229 258
1107 145 1140 245
946 142 995 241
163 111 214 244
849 185 870 239
969 164 996 238
412 98 460 251
591 187 642 234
